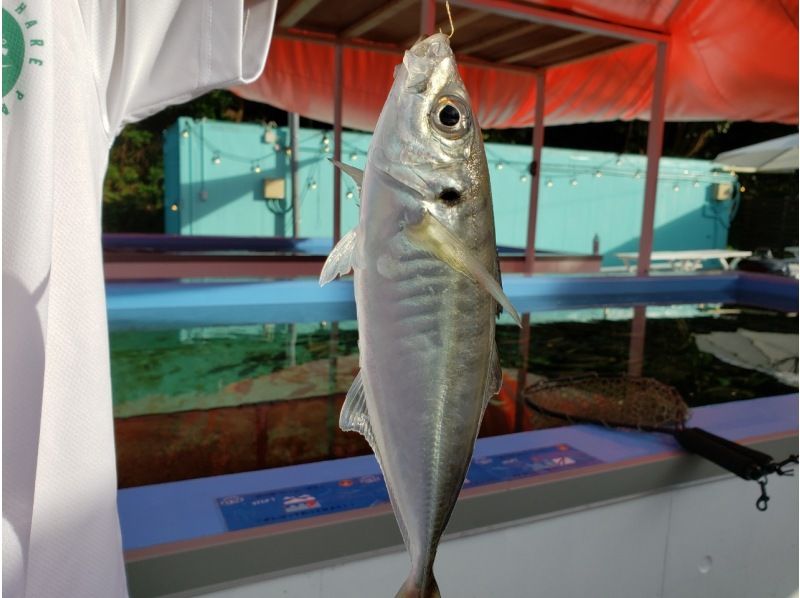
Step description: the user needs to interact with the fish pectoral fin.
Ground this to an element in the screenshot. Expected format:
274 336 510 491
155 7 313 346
405 209 522 327
330 159 364 195
319 227 361 286
340 370 377 452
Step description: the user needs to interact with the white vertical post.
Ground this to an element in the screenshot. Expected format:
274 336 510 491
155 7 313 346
524 71 546 274
420 0 436 35
636 41 668 276
333 44 343 244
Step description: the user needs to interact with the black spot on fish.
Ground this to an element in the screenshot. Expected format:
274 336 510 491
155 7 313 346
438 188 461 204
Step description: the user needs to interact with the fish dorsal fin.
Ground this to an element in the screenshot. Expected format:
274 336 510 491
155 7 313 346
405 209 522 327
319 227 361 286
339 370 377 453
330 159 364 195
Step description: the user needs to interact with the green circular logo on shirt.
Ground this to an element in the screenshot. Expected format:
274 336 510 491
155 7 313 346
3 9 25 97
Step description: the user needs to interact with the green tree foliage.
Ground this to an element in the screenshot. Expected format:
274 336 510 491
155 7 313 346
102 91 252 233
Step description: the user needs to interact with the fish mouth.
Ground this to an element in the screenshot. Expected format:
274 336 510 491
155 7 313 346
408 32 452 60
403 33 454 92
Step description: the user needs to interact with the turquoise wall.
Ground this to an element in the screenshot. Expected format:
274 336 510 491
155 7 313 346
164 118 738 266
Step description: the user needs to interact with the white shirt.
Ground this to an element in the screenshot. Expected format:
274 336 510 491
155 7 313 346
2 2 275 595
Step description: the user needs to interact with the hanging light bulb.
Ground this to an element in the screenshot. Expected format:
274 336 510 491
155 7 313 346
285 148 292 157
546 179 554 188
180 129 190 138
346 191 354 199
519 175 528 183
496 162 505 171
170 204 179 212
594 169 603 178
692 179 700 188
212 154 221 165
570 178 578 187
739 185 746 193
252 164 262 174
322 134 330 146
673 183 680 192
309 179 318 190
350 153 358 161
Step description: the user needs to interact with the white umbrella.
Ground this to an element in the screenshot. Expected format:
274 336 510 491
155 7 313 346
713 133 798 173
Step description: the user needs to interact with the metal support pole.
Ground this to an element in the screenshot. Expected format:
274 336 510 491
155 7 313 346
289 112 300 238
636 41 668 276
333 45 343 244
627 306 647 377
514 313 531 432
420 0 436 35
524 71 546 274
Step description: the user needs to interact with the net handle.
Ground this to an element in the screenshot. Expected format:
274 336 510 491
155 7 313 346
673 427 774 481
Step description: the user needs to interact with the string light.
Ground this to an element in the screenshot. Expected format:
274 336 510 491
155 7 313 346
285 148 292 157
252 163 262 174
350 153 358 161
180 129 190 138
309 179 318 190
739 185 746 193
673 183 680 192
693 179 700 188
570 178 578 187
212 154 221 165
496 162 505 171
346 191 354 199
519 175 528 183
170 204 179 212
594 170 603 178
546 179 554 187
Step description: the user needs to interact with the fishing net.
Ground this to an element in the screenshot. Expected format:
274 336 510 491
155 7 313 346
523 373 797 511
524 374 689 431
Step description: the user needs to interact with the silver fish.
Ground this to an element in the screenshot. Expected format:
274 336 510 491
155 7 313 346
320 32 521 597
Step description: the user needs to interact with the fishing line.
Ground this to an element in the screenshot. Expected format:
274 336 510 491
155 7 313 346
442 0 455 39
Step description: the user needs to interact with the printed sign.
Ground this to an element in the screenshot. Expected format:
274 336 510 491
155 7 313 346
217 444 601 531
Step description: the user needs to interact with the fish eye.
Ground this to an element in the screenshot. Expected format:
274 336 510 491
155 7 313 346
430 95 470 139
439 104 460 126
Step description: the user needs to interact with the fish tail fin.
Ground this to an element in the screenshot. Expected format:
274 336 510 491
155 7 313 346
395 572 441 598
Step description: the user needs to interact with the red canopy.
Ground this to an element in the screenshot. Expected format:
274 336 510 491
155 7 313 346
234 0 798 130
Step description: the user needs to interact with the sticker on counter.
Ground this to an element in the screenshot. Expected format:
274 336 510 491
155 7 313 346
217 444 602 531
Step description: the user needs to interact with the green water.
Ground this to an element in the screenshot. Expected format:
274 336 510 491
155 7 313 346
110 304 797 418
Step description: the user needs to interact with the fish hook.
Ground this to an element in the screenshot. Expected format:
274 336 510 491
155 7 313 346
439 0 455 39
